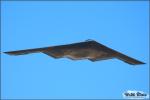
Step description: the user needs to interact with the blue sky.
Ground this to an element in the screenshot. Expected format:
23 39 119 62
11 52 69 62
1 1 149 99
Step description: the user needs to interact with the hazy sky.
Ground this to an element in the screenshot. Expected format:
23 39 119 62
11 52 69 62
1 1 149 99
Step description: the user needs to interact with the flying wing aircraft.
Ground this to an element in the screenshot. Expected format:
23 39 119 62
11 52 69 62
4 40 145 65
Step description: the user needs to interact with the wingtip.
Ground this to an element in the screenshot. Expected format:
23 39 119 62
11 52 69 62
3 51 15 55
134 62 146 65
126 60 146 65
4 51 10 54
